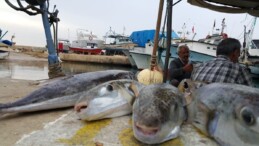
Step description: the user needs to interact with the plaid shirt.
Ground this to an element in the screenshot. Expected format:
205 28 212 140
191 55 254 86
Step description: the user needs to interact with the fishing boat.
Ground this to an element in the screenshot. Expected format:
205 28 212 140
69 29 104 55
171 18 259 76
0 28 15 47
175 18 227 63
127 29 179 69
103 27 137 55
0 50 9 60
57 39 70 53
129 41 154 69
239 17 259 76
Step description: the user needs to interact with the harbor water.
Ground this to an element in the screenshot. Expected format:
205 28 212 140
0 59 135 81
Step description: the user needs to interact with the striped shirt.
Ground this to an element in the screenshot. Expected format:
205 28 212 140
191 55 253 86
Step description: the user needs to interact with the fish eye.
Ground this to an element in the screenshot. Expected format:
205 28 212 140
240 107 255 126
106 84 113 91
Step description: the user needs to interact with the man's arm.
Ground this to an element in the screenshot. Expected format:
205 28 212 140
239 67 254 86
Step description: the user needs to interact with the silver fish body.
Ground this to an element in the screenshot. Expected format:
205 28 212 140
187 83 259 146
0 70 135 114
132 83 186 144
75 79 144 121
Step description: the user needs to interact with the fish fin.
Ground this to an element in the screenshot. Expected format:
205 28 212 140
128 82 139 105
178 79 196 106
129 82 139 97
192 102 212 136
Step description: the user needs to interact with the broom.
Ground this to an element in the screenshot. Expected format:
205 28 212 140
137 0 164 85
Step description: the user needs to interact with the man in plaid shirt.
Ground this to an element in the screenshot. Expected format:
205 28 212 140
191 38 253 86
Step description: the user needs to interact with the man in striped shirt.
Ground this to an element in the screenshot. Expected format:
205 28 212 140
191 38 253 86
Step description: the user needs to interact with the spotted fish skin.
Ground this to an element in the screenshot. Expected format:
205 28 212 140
187 83 259 146
0 70 135 114
132 83 186 144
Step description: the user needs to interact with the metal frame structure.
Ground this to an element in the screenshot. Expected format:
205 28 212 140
5 0 63 78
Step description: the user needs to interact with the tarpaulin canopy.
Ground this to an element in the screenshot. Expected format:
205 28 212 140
130 29 179 47
187 0 259 17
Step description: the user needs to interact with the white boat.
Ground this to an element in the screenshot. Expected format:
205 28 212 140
69 29 104 55
128 30 180 69
239 17 259 63
176 18 259 76
102 28 138 57
0 50 9 60
104 33 137 50
129 41 154 69
177 19 228 63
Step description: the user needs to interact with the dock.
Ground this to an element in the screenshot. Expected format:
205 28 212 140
59 53 131 66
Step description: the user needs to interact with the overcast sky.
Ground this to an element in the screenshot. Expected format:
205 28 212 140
0 0 258 47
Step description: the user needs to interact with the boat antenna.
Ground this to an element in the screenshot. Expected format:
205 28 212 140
221 18 226 34
246 17 256 49
243 25 247 49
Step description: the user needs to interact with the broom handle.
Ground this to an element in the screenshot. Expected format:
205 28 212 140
151 0 164 70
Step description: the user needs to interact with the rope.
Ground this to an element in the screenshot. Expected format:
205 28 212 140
150 55 157 68
48 62 65 79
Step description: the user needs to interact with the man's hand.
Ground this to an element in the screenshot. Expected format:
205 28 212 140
183 63 193 72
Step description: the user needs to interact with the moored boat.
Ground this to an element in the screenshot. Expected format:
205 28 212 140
102 28 137 56
0 50 9 60
57 39 70 53
69 29 104 55
128 29 179 69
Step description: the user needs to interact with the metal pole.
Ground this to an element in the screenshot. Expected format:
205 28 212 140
163 0 173 82
40 2 59 65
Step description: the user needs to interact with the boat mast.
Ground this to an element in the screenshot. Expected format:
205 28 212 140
246 17 257 49
221 18 226 34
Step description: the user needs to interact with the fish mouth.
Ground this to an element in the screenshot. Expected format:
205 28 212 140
74 101 88 113
74 97 132 121
134 121 160 136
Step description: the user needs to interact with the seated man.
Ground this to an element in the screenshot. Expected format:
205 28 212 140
191 38 253 87
169 45 193 87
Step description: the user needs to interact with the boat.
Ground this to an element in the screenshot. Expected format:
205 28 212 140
239 17 259 76
175 19 228 64
0 29 15 47
127 29 179 69
103 27 138 55
128 41 154 69
69 29 104 55
0 50 9 60
57 39 70 53
169 18 259 77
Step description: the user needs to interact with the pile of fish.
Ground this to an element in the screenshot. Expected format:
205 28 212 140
1 69 259 146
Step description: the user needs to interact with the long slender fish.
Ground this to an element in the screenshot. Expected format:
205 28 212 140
132 83 186 144
0 70 135 114
187 83 259 146
75 79 144 121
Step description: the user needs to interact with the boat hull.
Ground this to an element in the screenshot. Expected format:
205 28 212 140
69 47 103 55
0 50 9 60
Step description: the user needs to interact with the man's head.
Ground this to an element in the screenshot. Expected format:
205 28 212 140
177 45 190 64
217 38 241 63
